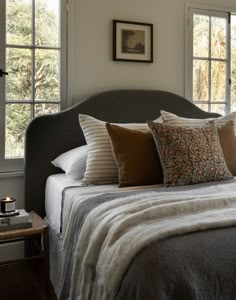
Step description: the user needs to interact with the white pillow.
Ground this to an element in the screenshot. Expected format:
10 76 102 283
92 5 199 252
161 110 236 129
51 145 87 179
79 114 161 185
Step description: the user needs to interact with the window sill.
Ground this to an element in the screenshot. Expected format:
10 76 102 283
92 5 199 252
0 171 24 179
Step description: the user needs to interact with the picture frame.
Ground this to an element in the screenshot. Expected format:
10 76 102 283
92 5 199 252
113 20 153 63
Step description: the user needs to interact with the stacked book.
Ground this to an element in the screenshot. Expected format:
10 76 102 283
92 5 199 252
0 209 32 231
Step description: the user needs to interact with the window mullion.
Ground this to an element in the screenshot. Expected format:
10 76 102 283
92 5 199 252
226 13 231 114
32 0 36 118
6 44 60 51
193 57 228 63
208 16 212 112
0 0 6 160
60 0 68 110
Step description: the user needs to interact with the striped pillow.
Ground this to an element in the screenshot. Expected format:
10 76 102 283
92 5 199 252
79 114 161 184
161 110 236 129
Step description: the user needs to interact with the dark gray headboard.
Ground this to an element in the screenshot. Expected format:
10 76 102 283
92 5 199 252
24 89 220 217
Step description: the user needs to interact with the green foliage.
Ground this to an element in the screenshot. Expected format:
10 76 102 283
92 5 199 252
6 0 32 45
5 104 31 158
6 48 32 100
5 0 59 158
231 19 236 109
35 0 59 47
35 49 59 100
193 14 236 114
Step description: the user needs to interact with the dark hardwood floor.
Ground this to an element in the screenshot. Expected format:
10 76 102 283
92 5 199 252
0 259 57 300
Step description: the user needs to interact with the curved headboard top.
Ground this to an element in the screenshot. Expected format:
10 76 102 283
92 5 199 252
25 89 220 217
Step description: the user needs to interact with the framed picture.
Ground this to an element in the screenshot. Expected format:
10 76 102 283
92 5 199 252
113 20 153 63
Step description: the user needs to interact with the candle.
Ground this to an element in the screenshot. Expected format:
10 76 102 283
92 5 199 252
1 196 16 213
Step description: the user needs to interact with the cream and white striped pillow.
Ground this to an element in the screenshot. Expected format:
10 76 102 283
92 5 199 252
79 114 161 184
161 110 236 129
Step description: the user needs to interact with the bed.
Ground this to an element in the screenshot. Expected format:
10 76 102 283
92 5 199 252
24 90 236 300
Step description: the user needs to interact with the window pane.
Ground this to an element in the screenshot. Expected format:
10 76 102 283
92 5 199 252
194 103 208 112
211 61 226 101
35 49 60 101
193 14 209 58
211 17 227 59
6 48 32 100
232 59 236 110
35 0 59 47
232 15 236 56
5 104 32 158
34 103 59 117
6 0 32 46
193 59 209 101
210 104 226 115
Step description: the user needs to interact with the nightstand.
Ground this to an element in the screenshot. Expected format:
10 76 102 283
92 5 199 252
0 212 56 300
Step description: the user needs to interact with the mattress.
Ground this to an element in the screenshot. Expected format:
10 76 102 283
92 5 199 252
45 173 160 233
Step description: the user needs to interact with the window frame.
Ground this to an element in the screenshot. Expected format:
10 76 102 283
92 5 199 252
185 3 236 114
0 0 68 174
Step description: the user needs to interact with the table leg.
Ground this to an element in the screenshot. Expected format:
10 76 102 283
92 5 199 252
42 228 50 281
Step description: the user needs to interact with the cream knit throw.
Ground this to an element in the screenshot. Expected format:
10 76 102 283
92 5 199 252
69 180 236 300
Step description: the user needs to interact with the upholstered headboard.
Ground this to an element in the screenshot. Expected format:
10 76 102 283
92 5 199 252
24 90 220 217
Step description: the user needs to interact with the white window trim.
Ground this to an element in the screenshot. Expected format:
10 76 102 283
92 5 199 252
0 171 24 179
0 0 69 175
185 3 236 112
66 0 75 108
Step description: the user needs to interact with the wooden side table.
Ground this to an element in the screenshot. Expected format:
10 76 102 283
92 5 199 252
0 212 54 300
0 212 49 276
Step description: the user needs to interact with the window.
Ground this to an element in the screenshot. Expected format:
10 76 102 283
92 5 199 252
185 6 236 115
0 0 67 173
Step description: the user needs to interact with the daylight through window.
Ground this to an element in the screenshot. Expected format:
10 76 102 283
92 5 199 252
186 8 236 115
5 0 61 158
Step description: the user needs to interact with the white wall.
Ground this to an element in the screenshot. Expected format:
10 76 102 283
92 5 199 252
71 0 236 103
0 176 24 208
0 176 24 261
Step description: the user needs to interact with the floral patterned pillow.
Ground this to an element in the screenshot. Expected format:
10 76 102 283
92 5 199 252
148 121 232 187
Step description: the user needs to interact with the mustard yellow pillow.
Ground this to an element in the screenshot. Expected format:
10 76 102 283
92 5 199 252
217 120 236 176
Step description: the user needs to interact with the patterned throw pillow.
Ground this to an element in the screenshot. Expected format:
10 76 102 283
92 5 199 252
148 121 233 187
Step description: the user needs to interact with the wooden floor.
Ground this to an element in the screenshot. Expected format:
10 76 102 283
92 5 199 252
0 259 57 300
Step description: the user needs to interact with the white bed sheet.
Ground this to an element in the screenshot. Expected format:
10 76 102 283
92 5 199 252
45 174 81 233
45 173 160 234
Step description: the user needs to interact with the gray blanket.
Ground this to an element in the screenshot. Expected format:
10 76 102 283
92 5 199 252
117 226 236 300
59 181 236 300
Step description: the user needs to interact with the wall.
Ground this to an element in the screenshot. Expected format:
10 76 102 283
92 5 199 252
0 176 24 261
71 0 236 103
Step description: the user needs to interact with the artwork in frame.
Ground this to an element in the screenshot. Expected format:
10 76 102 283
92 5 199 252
113 20 153 63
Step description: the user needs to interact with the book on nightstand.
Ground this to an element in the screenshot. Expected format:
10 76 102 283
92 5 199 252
0 209 32 231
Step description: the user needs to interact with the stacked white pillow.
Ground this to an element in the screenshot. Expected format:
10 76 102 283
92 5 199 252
51 145 87 179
